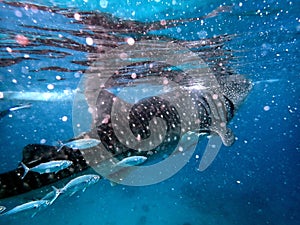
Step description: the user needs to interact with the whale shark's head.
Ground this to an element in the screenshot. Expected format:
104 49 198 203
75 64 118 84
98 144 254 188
217 74 252 110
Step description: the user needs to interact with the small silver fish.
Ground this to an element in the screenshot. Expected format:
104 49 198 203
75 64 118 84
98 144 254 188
0 200 50 217
0 206 6 213
9 103 32 111
58 174 100 196
57 138 101 151
41 186 61 205
20 160 73 179
115 156 147 167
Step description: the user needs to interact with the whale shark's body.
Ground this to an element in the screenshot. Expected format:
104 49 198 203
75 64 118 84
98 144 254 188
0 2 251 200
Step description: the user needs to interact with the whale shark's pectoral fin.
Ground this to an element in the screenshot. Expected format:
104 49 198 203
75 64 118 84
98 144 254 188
204 93 235 147
209 122 235 147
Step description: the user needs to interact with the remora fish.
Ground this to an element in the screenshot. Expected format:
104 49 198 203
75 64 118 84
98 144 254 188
57 138 101 151
20 160 73 179
0 200 50 217
56 174 100 197
0 206 6 213
115 156 147 167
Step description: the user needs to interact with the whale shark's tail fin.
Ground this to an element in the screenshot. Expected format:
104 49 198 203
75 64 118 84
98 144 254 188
20 162 30 180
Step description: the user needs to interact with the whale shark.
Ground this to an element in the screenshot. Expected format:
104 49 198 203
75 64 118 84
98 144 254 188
0 2 251 199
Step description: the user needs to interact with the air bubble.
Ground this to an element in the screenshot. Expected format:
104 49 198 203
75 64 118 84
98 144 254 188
6 47 12 53
47 84 54 90
74 13 81 20
126 37 135 45
99 0 108 8
86 37 94 46
62 116 68 122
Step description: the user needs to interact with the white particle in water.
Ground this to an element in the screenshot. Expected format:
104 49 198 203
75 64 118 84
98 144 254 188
239 2 243 7
56 75 62 80
99 0 108 8
62 116 68 122
74 13 81 20
12 79 17 84
86 37 94 46
263 105 270 111
126 37 135 45
24 54 30 58
74 72 81 78
40 139 46 144
15 10 22 17
47 84 54 90
236 180 241 184
131 73 137 79
6 47 12 53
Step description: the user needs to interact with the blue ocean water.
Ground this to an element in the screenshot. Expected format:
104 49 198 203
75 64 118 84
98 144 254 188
0 0 299 225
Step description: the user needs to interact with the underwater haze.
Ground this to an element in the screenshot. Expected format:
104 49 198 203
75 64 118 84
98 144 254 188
0 0 299 225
